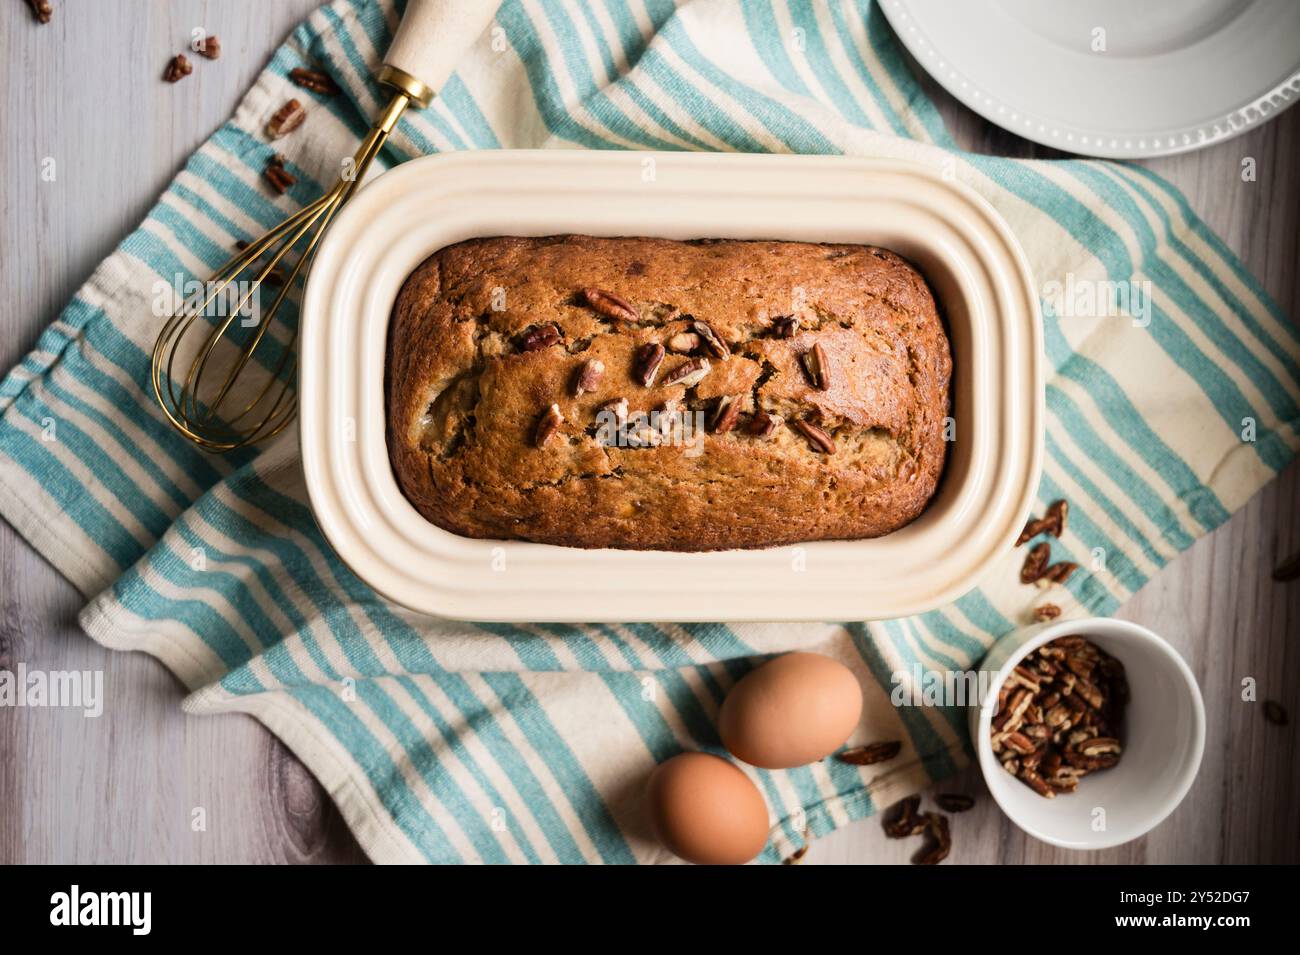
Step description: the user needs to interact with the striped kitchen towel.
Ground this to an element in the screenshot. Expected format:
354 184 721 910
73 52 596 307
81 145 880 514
1 0 1296 864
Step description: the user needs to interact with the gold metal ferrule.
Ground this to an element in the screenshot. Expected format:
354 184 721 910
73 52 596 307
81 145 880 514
377 64 436 109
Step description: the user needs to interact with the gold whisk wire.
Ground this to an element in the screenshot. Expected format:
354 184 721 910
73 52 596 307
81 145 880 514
151 91 412 453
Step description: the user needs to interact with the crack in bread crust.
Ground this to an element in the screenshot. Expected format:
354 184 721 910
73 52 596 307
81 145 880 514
386 235 951 551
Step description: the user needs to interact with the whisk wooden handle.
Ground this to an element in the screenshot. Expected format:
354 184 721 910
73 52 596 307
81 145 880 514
383 0 500 105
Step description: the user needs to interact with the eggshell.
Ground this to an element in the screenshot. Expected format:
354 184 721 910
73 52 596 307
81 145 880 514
646 753 769 865
719 652 864 769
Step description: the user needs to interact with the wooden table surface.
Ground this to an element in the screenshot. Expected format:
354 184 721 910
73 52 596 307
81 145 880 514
1 0 1296 865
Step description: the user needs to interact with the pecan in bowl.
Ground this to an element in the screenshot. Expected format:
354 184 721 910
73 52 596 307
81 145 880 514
970 618 1205 850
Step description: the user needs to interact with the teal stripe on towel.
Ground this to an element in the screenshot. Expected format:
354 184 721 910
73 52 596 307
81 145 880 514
233 471 635 864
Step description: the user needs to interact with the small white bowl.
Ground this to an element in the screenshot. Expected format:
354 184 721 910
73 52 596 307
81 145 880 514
969 617 1205 850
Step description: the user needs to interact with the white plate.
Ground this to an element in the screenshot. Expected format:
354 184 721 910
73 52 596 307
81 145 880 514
882 0 1300 158
300 151 1042 622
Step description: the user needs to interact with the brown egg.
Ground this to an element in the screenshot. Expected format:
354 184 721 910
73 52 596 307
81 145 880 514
719 652 863 768
646 753 769 865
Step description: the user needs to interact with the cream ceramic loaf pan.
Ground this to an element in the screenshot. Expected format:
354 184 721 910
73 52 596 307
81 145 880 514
300 151 1043 622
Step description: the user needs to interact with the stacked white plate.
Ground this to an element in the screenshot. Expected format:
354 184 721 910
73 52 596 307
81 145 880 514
883 0 1300 157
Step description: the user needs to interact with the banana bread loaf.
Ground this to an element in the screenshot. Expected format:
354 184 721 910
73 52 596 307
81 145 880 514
386 235 950 551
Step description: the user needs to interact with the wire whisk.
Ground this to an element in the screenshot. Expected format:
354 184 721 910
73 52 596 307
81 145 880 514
151 93 411 452
150 0 499 452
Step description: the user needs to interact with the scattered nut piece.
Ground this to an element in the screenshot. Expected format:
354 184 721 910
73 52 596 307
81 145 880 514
266 99 307 139
661 357 711 388
771 315 799 338
1041 561 1078 586
747 411 782 438
1020 542 1049 584
913 813 951 865
25 0 52 24
1017 506 1079 588
782 845 809 865
572 358 605 397
1078 737 1121 756
163 54 193 83
882 796 926 838
196 35 221 59
692 320 731 360
1271 550 1300 582
262 154 296 194
800 341 830 391
1016 499 1069 545
791 418 835 454
596 397 628 428
1003 731 1036 755
1007 664 1041 693
1263 699 1288 726
624 420 660 447
1033 603 1062 622
533 403 563 448
289 67 341 96
1020 770 1055 798
836 741 901 765
666 331 701 354
656 399 681 438
632 342 665 387
1046 499 1069 536
709 395 741 434
519 323 562 352
934 793 974 813
582 287 638 323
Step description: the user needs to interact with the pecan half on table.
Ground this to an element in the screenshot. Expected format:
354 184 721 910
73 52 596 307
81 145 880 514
163 54 193 83
25 0 53 24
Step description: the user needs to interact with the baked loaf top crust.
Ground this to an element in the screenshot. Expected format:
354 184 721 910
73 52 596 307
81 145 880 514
386 235 951 551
